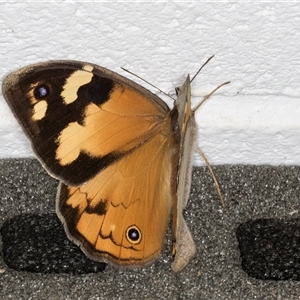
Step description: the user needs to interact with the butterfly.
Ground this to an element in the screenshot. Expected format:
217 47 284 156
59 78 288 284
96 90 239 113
2 57 228 272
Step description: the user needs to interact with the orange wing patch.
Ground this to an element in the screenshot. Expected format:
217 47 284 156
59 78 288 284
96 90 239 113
55 83 167 166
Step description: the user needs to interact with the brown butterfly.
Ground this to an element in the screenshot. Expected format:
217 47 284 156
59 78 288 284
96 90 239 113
2 57 228 272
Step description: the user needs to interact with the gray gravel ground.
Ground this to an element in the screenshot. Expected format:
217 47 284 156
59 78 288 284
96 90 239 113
1 158 300 299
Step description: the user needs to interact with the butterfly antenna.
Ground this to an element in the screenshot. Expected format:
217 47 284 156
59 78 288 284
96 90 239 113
196 147 226 209
193 81 230 112
121 67 176 101
190 55 215 83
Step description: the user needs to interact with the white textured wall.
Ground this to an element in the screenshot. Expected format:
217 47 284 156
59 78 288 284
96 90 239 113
1 2 300 166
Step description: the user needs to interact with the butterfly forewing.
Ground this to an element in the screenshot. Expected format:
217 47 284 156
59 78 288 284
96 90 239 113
2 61 169 186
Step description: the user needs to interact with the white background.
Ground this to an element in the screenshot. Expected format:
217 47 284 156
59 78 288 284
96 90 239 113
1 2 300 166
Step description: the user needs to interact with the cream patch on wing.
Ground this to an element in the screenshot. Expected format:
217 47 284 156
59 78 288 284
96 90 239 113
56 121 83 165
32 100 48 120
61 64 94 105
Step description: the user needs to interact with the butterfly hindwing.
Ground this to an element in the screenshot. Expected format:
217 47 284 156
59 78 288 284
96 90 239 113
57 125 178 265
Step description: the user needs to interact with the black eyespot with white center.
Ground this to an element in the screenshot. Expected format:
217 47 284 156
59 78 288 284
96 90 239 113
126 225 141 245
34 84 50 99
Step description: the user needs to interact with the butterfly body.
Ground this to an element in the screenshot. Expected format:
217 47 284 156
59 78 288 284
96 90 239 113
2 61 196 271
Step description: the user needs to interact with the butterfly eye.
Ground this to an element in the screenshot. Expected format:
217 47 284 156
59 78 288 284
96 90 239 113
34 84 50 99
126 226 141 244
